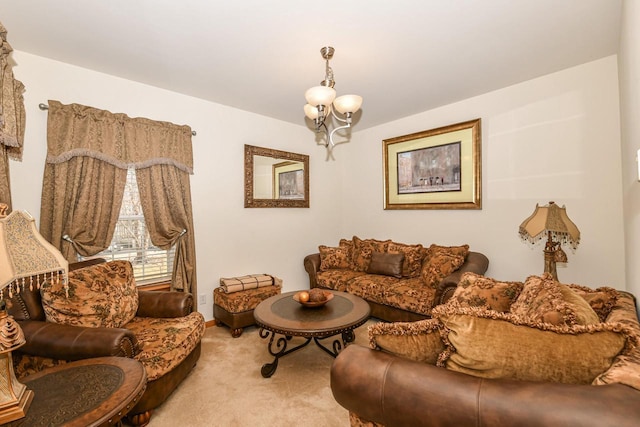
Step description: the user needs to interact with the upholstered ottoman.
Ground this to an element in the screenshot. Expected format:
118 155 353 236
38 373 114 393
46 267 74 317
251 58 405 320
214 275 282 338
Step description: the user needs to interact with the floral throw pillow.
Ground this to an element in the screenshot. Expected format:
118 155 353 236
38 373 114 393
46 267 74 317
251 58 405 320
41 260 139 329
510 274 600 326
319 245 352 270
351 236 391 272
387 241 427 278
450 272 523 312
421 252 465 288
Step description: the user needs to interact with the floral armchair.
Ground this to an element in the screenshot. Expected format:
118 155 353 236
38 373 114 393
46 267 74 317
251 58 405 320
7 258 205 426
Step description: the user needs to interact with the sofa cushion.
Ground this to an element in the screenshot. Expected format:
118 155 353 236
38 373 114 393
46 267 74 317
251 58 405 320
510 274 600 326
319 245 352 270
366 252 404 278
386 242 427 278
421 252 465 288
346 274 400 306
380 277 438 316
368 318 446 365
432 304 634 385
41 260 138 329
317 270 367 291
450 272 523 312
427 243 470 259
566 283 619 322
352 236 391 272
125 311 205 381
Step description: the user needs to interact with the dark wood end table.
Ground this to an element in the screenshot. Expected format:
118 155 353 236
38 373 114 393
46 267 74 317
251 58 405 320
253 290 370 378
4 357 146 427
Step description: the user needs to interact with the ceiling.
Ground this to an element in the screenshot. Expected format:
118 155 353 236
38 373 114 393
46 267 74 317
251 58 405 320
0 0 622 130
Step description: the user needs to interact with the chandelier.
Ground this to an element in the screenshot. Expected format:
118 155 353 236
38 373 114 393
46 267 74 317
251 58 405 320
304 46 362 160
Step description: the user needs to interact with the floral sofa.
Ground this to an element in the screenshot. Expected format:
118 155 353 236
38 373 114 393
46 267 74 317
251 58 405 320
331 272 640 426
304 236 489 322
8 259 205 426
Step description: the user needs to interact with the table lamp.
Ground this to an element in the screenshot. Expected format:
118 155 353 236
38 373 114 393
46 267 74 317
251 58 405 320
518 201 580 280
0 205 68 423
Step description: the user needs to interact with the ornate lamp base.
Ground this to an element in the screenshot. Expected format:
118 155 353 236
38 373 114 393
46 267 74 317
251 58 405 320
0 352 33 423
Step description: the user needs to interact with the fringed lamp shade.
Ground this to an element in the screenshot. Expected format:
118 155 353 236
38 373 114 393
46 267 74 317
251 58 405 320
519 202 580 249
0 210 68 298
518 201 580 280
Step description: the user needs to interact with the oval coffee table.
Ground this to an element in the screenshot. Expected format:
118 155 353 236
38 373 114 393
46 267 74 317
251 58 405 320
253 290 370 378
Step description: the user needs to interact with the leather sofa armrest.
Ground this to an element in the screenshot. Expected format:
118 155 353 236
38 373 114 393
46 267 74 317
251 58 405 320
435 251 490 304
136 290 194 318
331 344 640 427
303 253 321 289
18 320 138 360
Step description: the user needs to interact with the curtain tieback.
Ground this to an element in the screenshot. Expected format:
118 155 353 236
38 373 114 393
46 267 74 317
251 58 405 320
179 229 187 237
62 234 74 243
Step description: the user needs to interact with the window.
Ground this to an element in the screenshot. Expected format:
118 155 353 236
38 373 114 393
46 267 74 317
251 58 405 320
88 168 175 284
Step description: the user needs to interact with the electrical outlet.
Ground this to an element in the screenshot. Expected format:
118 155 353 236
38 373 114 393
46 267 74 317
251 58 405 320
198 294 206 305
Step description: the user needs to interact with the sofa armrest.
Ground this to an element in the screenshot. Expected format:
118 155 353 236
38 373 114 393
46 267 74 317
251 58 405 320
303 253 321 288
331 344 640 427
435 251 489 304
18 320 138 360
136 290 194 318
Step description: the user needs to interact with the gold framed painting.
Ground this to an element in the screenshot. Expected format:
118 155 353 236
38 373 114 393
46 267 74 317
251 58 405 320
383 118 481 210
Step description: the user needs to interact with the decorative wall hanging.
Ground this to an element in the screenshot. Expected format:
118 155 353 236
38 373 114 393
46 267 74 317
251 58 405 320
383 119 481 210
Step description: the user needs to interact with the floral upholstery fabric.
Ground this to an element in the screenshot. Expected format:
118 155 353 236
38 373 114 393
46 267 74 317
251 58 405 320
450 272 523 312
427 243 469 259
510 274 600 326
319 245 352 270
566 283 619 322
349 412 384 427
41 260 138 328
421 252 465 288
351 236 391 272
13 354 67 379
369 318 445 365
214 284 282 313
125 312 205 381
381 278 438 316
346 274 399 305
386 242 427 278
316 270 366 291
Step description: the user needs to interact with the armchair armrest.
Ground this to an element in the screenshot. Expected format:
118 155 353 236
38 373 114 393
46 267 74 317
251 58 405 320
303 253 321 288
136 291 194 318
435 251 489 304
18 320 138 360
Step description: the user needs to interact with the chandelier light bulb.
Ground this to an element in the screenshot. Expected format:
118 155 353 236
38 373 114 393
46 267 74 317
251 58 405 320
305 86 336 107
333 95 363 115
303 104 319 120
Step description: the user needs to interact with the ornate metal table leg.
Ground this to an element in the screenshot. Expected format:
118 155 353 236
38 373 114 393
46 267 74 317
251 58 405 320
259 328 311 378
314 328 356 357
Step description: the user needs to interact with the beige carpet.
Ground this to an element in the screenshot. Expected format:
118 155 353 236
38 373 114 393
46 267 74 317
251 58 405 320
147 320 376 427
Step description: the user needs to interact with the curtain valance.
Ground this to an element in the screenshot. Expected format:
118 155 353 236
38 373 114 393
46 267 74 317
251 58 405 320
45 100 194 174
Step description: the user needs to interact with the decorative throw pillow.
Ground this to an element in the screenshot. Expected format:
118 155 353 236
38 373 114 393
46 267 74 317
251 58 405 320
41 260 139 329
366 252 405 279
510 274 600 326
421 252 465 288
450 272 523 312
319 245 352 270
432 304 633 385
566 283 619 322
369 318 446 365
387 241 427 278
427 243 470 259
351 236 391 272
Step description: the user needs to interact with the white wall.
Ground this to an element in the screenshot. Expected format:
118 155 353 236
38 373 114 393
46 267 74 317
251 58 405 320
619 0 640 301
341 57 626 289
9 51 345 321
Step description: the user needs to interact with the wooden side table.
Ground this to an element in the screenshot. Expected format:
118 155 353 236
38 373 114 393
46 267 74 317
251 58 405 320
3 357 146 427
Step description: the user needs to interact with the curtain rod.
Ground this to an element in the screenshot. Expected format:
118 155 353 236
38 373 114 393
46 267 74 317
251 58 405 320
38 103 197 136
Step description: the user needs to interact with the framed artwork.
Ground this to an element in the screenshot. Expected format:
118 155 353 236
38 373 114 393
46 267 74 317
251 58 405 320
383 119 481 210
273 161 305 200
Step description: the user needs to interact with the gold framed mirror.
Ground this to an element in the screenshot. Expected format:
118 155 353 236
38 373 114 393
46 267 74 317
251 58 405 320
244 145 310 208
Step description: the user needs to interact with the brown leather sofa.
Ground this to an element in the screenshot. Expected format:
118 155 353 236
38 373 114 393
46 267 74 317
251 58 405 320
331 344 640 427
304 250 489 322
7 259 203 426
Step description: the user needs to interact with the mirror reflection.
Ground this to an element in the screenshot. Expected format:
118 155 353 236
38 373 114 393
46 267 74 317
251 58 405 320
245 145 309 208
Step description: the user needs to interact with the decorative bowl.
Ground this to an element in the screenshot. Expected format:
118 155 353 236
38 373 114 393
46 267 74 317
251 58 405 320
293 291 334 308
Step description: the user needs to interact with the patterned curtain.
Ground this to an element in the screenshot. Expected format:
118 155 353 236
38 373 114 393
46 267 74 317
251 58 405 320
40 100 196 293
0 21 26 212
